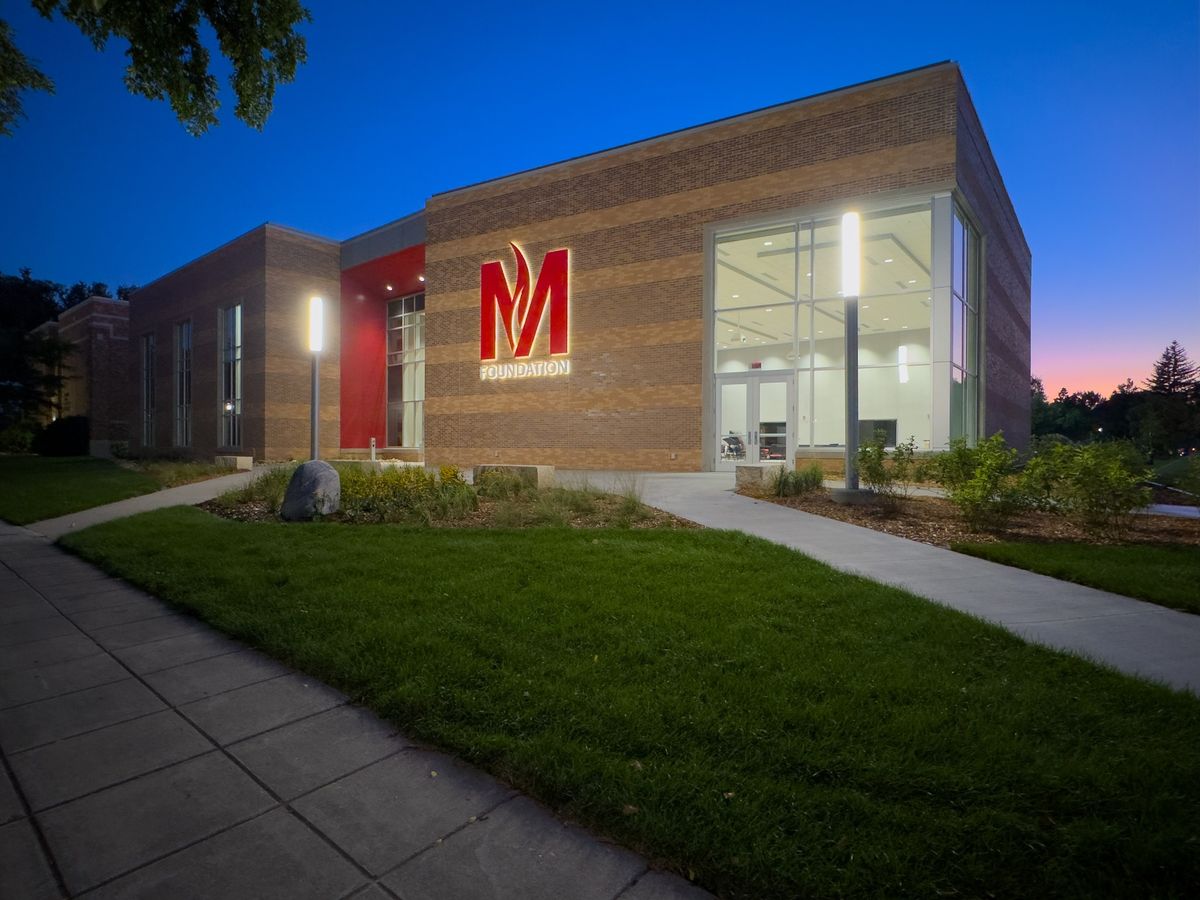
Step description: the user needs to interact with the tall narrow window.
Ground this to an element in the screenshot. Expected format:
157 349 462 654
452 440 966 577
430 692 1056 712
141 333 155 447
386 293 425 447
174 320 192 447
219 304 242 447
950 208 980 443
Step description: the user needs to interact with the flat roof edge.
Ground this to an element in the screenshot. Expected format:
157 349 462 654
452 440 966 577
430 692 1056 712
433 61 957 200
342 210 425 245
134 222 336 295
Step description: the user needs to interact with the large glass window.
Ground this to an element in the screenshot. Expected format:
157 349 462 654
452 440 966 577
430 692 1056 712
713 204 934 451
387 293 425 448
951 208 980 443
141 333 155 447
173 320 191 447
219 304 242 448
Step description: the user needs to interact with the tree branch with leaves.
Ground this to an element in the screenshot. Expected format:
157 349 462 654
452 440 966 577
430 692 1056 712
1 0 310 137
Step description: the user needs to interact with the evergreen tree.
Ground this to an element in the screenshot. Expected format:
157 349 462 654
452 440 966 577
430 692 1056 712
1144 342 1198 396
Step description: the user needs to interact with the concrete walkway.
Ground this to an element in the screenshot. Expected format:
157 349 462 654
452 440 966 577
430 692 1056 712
27 468 267 541
0 523 708 900
565 471 1200 694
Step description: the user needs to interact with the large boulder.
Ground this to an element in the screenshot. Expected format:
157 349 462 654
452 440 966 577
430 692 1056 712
281 460 341 521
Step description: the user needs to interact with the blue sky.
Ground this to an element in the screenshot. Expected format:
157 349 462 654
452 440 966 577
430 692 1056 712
1 0 1196 393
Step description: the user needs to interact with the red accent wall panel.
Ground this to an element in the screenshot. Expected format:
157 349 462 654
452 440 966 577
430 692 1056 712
339 244 425 448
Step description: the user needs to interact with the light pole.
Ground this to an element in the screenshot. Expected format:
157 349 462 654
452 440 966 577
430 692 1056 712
308 296 323 460
841 212 861 491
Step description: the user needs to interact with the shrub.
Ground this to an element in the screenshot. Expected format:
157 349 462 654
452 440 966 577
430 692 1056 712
219 464 296 511
32 415 89 456
1049 442 1151 540
0 422 39 453
770 463 825 497
476 469 528 500
927 434 1024 531
857 432 918 510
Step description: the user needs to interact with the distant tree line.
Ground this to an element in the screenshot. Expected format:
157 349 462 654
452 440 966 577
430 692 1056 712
1032 341 1200 460
0 268 138 449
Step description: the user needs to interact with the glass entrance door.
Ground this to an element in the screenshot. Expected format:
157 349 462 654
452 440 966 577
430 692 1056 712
716 373 794 470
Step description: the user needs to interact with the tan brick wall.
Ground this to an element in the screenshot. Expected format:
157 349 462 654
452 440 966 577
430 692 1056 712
56 298 130 441
955 75 1033 450
261 229 342 460
130 225 340 460
424 64 963 471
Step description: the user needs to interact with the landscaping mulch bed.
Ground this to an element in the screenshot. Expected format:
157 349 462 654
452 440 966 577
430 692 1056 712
198 495 699 530
749 490 1200 548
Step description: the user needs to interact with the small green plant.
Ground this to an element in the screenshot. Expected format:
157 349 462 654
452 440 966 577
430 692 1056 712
771 463 825 497
1052 442 1151 540
218 464 296 512
857 432 918 510
476 469 528 500
927 434 1024 531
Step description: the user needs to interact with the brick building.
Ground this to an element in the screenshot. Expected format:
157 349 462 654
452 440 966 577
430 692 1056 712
32 296 131 455
126 62 1031 469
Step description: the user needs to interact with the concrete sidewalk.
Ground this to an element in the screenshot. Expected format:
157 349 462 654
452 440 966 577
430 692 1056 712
0 523 707 900
566 471 1200 694
26 468 267 541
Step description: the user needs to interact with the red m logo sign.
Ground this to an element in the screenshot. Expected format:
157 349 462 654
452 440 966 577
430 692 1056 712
480 244 569 361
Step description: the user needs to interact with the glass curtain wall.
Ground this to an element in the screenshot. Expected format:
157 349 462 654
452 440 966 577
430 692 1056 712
219 304 242 448
386 293 425 448
950 208 980 442
714 202 936 450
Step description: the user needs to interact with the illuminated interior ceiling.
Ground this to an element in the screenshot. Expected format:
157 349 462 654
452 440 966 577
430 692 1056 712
715 209 933 347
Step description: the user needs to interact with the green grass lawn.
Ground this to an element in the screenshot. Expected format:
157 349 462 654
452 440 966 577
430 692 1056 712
953 541 1200 614
0 455 235 525
0 456 160 524
62 507 1200 899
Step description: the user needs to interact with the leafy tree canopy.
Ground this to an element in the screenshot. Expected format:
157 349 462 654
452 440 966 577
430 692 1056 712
2 0 310 137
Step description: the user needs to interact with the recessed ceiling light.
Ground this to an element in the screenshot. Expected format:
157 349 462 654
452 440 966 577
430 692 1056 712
862 304 870 309
732 294 739 299
901 325 909 329
907 279 916 284
818 330 824 334
805 272 812 276
765 308 773 312
883 317 890 321
883 258 894 263
385 284 393 291
763 241 773 246
418 275 425 282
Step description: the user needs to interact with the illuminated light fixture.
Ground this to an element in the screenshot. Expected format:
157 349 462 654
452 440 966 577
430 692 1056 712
841 212 861 297
223 401 234 412
385 283 393 292
308 296 324 460
732 294 740 299
308 296 324 353
763 240 773 246
805 271 811 276
907 279 916 284
765 307 773 312
883 317 890 322
898 345 910 384
863 304 870 309
883 257 894 263
418 275 426 283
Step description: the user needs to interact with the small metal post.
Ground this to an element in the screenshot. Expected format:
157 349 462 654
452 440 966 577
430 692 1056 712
369 436 376 462
310 353 319 460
